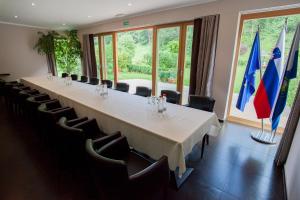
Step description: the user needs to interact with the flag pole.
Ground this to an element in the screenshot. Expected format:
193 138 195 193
268 18 288 142
258 24 264 139
251 24 274 144
269 19 288 142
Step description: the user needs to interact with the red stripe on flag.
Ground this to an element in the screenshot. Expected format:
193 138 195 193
254 83 271 118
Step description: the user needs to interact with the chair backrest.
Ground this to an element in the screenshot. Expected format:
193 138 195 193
101 80 113 88
189 95 215 112
19 89 40 102
25 94 51 115
73 118 105 139
26 94 51 105
161 90 181 104
86 136 170 200
70 74 78 81
80 76 88 82
57 117 86 153
62 73 69 78
135 86 152 97
85 138 129 199
89 77 99 85
38 103 77 122
116 82 129 93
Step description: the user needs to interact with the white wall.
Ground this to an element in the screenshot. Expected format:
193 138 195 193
285 119 300 200
78 0 300 119
0 23 48 81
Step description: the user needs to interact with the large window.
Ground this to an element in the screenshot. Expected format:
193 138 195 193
117 29 153 94
94 36 100 79
95 21 193 103
157 26 180 96
182 25 194 104
101 34 114 81
228 9 300 132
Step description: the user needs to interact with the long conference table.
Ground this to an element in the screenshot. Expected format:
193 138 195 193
21 76 221 187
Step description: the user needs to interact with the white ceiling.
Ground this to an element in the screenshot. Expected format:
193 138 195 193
0 0 216 30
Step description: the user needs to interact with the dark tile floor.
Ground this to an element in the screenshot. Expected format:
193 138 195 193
0 99 284 200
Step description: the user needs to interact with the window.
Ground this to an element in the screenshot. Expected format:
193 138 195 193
94 36 100 78
157 26 180 96
96 21 193 103
228 9 300 132
101 34 114 81
182 25 194 104
117 29 153 94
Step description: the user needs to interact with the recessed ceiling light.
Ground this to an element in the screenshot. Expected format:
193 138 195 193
128 2 132 6
115 13 125 18
31 2 36 6
14 15 18 18
88 15 92 18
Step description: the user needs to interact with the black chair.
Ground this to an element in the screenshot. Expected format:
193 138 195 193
161 90 181 104
115 82 129 93
1 81 23 105
135 86 152 97
56 116 89 164
101 80 113 88
25 94 53 120
62 73 69 78
71 74 78 81
86 136 170 200
9 86 30 112
38 101 77 123
187 95 216 158
72 118 107 140
89 77 99 85
58 117 120 161
79 76 88 83
187 95 215 112
38 101 78 145
17 89 40 114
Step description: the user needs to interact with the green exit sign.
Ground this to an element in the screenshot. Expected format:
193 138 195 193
123 20 129 27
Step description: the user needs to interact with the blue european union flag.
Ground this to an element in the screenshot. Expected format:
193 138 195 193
236 31 261 111
271 24 300 131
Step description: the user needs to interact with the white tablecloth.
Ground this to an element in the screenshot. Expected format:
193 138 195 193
21 76 221 175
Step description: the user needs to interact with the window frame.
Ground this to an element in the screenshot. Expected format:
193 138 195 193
226 7 300 133
94 20 193 103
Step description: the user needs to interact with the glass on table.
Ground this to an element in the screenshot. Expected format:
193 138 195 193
103 84 108 96
95 84 101 94
47 72 53 80
151 96 157 105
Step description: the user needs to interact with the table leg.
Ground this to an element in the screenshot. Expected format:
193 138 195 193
170 167 194 189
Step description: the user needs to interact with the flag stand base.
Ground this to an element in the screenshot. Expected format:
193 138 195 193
250 131 277 145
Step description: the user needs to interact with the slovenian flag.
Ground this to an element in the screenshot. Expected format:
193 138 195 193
254 26 286 119
236 31 261 111
271 24 300 131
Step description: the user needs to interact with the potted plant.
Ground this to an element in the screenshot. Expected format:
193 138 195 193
167 71 176 83
159 71 169 82
34 31 59 75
